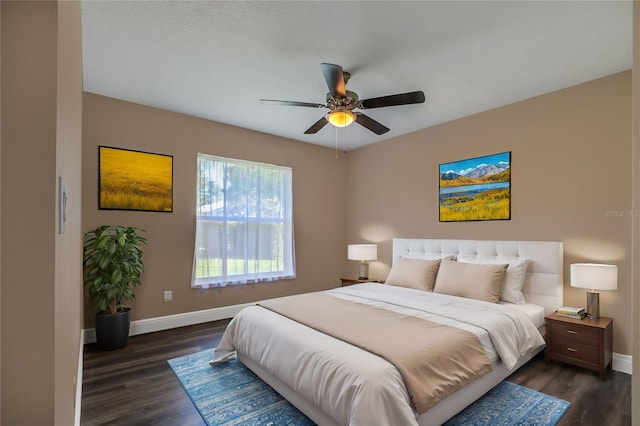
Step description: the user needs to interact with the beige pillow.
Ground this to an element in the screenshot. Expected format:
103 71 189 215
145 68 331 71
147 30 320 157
456 256 529 304
433 259 508 303
385 258 442 291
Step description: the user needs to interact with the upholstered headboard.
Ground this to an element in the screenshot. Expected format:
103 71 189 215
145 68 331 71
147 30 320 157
392 238 563 315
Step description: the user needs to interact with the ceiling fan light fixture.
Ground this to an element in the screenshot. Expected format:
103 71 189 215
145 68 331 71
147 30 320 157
327 110 355 128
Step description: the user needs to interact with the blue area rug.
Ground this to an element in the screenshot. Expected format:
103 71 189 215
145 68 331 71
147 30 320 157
168 349 314 425
168 349 569 426
444 381 570 426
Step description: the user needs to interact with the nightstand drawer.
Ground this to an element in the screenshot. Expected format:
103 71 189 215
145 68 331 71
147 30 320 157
550 321 599 343
550 337 600 364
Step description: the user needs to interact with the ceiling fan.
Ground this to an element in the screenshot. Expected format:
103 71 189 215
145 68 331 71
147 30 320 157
260 63 426 135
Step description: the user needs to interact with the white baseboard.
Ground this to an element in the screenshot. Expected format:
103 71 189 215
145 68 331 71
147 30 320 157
83 302 255 344
613 352 632 375
74 332 84 426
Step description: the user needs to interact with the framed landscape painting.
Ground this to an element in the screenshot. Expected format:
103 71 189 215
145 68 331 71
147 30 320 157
439 151 511 222
99 146 173 212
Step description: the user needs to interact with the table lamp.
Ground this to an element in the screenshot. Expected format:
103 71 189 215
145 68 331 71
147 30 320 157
347 244 377 280
570 263 617 320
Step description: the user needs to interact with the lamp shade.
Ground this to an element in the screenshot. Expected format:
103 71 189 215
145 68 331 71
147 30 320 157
347 244 377 261
570 263 617 291
327 110 355 128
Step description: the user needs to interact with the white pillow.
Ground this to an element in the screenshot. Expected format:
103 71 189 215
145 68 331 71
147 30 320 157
385 258 442 291
456 256 529 304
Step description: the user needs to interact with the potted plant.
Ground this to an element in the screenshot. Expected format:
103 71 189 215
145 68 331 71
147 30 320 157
83 225 147 350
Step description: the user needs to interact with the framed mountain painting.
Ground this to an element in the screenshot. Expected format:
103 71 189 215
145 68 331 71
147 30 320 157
439 151 511 222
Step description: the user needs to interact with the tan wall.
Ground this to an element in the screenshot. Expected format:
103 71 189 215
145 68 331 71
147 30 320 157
1 2 57 423
82 93 347 326
54 1 83 425
0 1 3 415
1 2 83 424
346 71 632 356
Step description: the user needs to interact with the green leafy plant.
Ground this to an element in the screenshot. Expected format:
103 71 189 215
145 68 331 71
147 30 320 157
83 225 147 315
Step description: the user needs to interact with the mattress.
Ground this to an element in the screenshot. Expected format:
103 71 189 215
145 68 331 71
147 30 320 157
498 301 546 328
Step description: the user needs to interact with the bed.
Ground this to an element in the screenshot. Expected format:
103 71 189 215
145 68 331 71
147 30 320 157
212 238 564 425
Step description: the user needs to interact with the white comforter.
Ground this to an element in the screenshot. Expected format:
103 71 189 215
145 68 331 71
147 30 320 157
213 283 545 426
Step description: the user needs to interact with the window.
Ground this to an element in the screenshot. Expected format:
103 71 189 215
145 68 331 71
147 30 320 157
192 154 295 288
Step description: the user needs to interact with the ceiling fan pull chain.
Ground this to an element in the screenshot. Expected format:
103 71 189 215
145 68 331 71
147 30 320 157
344 121 348 153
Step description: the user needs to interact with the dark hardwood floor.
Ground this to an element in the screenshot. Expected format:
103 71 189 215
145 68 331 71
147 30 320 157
81 320 228 426
81 320 631 425
508 355 631 425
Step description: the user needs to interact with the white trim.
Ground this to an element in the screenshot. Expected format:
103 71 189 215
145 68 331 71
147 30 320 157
613 352 632 375
74 332 84 426
82 302 255 344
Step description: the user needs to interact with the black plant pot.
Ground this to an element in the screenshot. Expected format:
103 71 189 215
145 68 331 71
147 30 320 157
95 308 131 350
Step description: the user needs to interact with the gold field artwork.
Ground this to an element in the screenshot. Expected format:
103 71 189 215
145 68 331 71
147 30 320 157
99 146 173 212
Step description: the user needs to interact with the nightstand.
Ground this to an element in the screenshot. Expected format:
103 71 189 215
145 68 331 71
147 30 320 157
340 278 384 287
544 312 613 380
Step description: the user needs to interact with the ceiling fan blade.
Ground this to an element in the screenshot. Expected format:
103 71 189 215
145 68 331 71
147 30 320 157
260 99 325 108
304 117 329 134
360 91 425 109
355 113 390 135
320 63 347 98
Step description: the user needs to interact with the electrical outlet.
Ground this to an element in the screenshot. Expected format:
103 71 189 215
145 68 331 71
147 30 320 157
164 290 172 302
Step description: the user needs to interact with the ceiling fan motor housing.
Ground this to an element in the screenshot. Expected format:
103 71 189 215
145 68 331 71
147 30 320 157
326 90 359 111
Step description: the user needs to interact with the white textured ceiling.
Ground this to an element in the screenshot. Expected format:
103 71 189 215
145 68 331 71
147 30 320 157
81 1 632 150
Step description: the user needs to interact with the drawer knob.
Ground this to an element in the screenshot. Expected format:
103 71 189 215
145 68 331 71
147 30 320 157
566 330 578 334
567 347 578 352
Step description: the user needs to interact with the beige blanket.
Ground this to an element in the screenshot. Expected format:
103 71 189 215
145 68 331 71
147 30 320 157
259 292 492 413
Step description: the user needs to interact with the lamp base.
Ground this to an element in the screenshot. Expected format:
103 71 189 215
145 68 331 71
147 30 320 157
358 262 369 281
586 290 600 320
